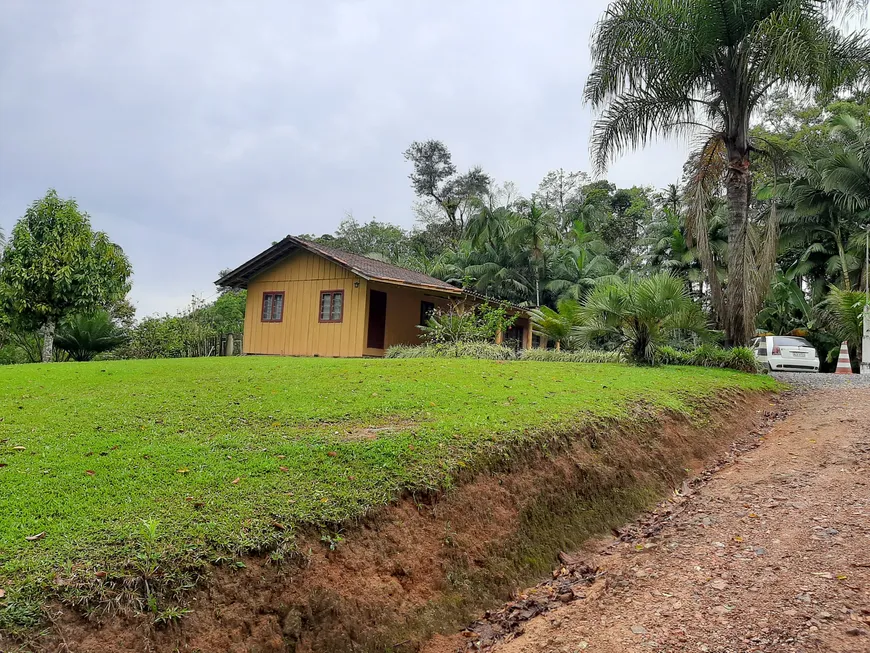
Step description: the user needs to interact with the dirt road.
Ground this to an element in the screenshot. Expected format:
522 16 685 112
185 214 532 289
428 388 870 653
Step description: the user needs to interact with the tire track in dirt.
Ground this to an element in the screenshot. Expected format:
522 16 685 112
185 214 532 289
426 389 870 653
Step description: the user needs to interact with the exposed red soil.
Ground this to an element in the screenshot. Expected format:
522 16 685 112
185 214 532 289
6 392 773 653
426 388 870 653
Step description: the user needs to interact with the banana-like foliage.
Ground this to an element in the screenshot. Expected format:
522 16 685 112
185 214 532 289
585 0 870 345
574 272 710 364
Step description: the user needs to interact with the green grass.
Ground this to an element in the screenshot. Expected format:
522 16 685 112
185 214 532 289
0 357 777 629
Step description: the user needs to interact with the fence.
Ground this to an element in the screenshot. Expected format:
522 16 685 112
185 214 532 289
180 333 244 358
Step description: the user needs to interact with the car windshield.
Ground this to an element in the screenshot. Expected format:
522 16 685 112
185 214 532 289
774 336 813 348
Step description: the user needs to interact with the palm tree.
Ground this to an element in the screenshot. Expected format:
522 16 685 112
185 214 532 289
462 241 538 305
782 112 870 291
823 113 870 216
576 272 710 364
820 285 868 369
529 299 584 350
464 201 513 248
585 0 870 345
510 200 560 305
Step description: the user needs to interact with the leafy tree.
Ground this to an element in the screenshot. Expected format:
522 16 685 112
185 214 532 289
194 290 246 334
305 215 413 262
0 190 132 362
585 0 870 345
576 273 709 364
54 311 128 361
599 187 654 268
404 140 492 241
533 169 589 229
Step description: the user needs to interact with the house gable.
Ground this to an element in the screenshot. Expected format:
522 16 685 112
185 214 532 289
243 250 369 357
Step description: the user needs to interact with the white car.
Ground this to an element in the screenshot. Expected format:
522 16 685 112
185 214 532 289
751 335 820 373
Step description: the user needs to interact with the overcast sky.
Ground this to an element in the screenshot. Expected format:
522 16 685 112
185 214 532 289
0 1 735 316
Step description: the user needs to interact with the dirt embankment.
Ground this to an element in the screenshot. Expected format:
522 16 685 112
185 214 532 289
426 388 870 653
10 392 774 653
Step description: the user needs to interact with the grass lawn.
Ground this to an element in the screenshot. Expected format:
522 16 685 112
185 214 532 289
0 357 777 629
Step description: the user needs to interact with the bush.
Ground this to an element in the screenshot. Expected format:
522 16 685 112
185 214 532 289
54 311 128 362
385 343 517 360
520 348 622 363
419 302 517 344
657 344 760 373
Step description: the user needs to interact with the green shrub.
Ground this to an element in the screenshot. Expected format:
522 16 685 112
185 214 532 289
419 302 517 344
520 348 622 364
54 311 128 362
658 344 760 373
385 343 517 360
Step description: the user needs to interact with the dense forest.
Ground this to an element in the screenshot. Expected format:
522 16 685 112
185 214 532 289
299 96 869 367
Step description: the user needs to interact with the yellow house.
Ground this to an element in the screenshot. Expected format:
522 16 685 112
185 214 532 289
216 235 534 357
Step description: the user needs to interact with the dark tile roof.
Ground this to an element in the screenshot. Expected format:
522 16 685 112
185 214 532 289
216 235 462 294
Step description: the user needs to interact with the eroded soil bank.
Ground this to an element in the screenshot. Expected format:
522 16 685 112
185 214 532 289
425 388 870 653
7 392 774 653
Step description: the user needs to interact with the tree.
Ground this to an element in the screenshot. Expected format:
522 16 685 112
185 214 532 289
576 272 710 364
585 0 870 345
0 190 132 362
510 200 560 305
820 286 868 370
533 169 590 230
404 140 492 241
777 111 870 299
529 299 584 350
54 311 128 361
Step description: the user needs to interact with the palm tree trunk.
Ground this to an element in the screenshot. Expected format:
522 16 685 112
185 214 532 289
41 317 56 363
724 157 753 346
836 226 852 291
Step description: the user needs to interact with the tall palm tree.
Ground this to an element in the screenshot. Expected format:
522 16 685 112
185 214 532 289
823 113 870 216
585 0 870 344
781 111 870 291
547 233 617 301
464 201 513 248
510 200 560 305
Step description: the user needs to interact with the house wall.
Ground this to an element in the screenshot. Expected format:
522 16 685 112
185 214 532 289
362 282 453 356
243 251 369 357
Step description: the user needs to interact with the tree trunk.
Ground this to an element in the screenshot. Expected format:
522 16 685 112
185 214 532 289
836 226 852 291
724 154 753 346
41 317 56 363
555 340 561 351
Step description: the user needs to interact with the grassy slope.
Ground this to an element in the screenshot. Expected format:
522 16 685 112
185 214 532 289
0 357 776 626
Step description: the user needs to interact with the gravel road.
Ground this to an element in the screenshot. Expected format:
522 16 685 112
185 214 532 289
772 371 870 389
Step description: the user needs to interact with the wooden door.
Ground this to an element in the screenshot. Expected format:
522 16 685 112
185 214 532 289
367 290 387 349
